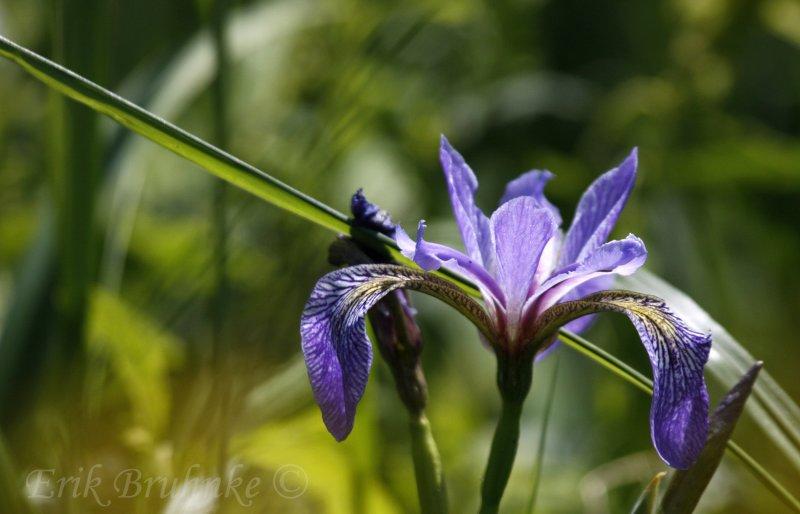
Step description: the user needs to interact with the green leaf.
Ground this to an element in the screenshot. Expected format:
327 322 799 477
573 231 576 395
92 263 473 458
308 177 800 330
631 471 666 514
659 362 762 514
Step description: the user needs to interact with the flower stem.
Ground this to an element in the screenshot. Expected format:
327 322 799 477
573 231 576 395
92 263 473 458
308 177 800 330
479 352 534 514
479 398 524 514
409 411 449 514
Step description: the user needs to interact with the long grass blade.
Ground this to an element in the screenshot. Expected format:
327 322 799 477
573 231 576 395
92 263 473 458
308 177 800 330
557 329 800 513
207 0 232 487
0 34 349 234
0 34 481 295
526 353 560 514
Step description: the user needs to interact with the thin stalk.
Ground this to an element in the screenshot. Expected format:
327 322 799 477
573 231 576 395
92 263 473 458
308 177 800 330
480 351 534 514
209 0 231 489
374 291 448 514
526 354 560 514
49 0 101 386
409 412 449 514
480 398 524 514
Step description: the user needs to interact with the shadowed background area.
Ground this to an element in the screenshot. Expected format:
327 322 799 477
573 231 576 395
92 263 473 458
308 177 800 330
0 0 799 512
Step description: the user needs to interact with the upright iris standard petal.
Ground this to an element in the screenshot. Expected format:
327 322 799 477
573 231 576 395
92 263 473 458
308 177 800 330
534 291 712 469
499 170 562 226
490 197 557 323
301 264 493 440
440 136 496 273
560 149 638 265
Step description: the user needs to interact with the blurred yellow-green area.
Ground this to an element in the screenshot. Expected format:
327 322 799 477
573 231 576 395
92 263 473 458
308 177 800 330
1 0 800 512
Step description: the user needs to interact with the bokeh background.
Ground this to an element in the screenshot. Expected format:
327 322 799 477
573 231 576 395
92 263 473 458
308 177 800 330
1 0 799 512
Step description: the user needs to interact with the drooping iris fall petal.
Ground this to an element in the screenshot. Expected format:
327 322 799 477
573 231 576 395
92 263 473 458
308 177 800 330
534 290 712 469
301 264 492 440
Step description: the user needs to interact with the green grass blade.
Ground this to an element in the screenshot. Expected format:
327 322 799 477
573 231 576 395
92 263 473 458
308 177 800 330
0 34 349 235
0 33 479 296
557 329 800 513
526 353 559 514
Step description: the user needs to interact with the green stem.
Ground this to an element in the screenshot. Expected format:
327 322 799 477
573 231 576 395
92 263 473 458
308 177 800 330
409 412 448 514
480 352 533 514
480 398 524 514
526 354 559 514
209 0 231 487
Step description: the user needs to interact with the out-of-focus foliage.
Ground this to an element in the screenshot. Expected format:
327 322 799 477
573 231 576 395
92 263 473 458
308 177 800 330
0 0 799 512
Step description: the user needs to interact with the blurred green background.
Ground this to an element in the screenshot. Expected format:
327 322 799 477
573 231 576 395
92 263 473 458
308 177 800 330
1 0 799 512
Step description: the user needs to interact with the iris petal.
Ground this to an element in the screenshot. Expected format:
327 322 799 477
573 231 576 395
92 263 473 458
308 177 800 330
527 235 647 317
490 197 557 323
301 264 492 440
439 136 496 274
395 222 506 308
535 290 712 469
499 169 562 225
560 149 637 266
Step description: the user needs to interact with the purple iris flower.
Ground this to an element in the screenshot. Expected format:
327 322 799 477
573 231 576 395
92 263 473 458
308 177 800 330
301 136 711 469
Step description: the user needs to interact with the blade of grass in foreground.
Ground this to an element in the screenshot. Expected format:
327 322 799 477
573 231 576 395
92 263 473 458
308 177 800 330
0 34 349 233
557 330 800 513
526 353 559 514
0 33 477 293
1 33 797 512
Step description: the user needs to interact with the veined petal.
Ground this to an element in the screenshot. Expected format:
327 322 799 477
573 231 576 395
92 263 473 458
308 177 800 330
534 290 712 469
528 235 647 317
560 275 614 333
440 136 496 273
491 197 557 322
499 169 562 225
301 264 493 440
560 149 637 266
395 222 506 308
